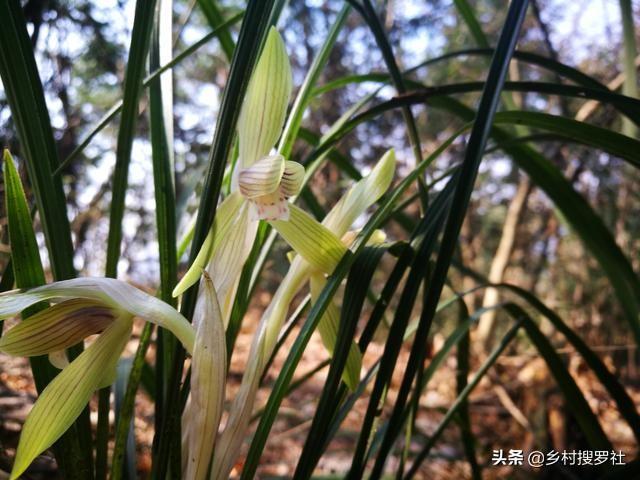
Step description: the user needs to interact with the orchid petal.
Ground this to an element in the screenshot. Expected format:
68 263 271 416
238 154 285 199
206 202 257 326
309 274 362 391
0 278 195 354
323 149 396 237
183 274 226 480
270 204 347 274
237 27 292 167
0 299 114 357
280 161 305 197
48 350 69 369
10 315 132 480
173 192 244 298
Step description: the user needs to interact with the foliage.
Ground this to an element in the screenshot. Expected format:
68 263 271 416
0 0 638 478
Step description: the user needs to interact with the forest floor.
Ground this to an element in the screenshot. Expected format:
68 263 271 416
0 305 638 479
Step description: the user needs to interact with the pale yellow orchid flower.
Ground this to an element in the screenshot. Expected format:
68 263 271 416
210 149 396 480
0 278 196 479
172 27 303 329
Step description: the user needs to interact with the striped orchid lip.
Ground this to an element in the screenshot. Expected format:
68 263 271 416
0 277 196 480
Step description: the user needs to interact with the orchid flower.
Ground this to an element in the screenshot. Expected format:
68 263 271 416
172 27 304 327
210 149 396 479
0 278 196 479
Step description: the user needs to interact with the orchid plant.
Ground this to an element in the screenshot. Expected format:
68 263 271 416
1 1 636 479
0 26 396 480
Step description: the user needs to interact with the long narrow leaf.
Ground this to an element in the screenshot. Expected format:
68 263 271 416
371 2 529 476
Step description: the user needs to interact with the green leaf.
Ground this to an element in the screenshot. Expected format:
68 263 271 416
105 0 158 278
196 0 236 60
111 322 153 480
493 111 640 169
111 2 179 475
277 4 351 158
619 0 638 137
347 0 424 168
370 1 529 474
453 0 490 48
454 300 481 480
0 2 76 282
512 304 613 451
2 151 45 289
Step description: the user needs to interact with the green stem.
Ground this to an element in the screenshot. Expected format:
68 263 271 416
111 323 154 480
95 388 111 480
619 0 638 137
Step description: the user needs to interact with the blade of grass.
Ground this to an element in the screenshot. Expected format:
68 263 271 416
404 321 522 479
0 0 91 472
619 0 638 137
347 0 430 209
113 360 137 480
510 304 613 450
148 0 178 446
294 246 386 478
453 299 481 480
370 2 529 476
99 1 157 476
105 0 158 278
196 0 236 60
0 0 76 281
313 47 611 97
113 1 178 477
111 323 154 480
453 0 490 48
278 4 351 158
493 110 640 168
